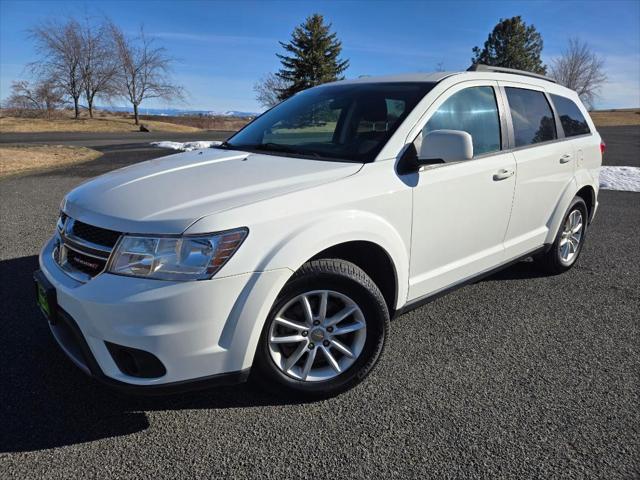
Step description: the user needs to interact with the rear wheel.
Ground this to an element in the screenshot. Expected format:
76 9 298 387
535 197 588 274
253 259 389 398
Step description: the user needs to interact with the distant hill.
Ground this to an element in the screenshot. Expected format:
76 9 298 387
96 106 259 118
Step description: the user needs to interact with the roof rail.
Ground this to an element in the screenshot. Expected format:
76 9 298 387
467 63 557 83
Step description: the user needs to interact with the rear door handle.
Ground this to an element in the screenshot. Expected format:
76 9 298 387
560 154 573 164
493 169 515 181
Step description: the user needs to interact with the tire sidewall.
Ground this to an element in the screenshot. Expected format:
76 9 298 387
254 264 388 397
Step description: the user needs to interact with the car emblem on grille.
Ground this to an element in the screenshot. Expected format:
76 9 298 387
64 217 75 236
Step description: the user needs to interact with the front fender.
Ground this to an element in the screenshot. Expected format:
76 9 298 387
256 210 409 310
219 210 410 371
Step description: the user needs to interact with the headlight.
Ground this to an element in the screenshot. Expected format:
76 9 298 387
108 228 248 281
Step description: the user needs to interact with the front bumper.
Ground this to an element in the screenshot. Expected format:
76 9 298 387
38 236 292 391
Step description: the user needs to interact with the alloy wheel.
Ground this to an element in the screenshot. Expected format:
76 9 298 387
559 209 583 263
268 290 367 382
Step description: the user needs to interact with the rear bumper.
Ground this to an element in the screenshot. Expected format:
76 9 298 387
38 235 292 392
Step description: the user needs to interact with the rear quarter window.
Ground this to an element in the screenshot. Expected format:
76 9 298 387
505 87 557 147
550 94 591 137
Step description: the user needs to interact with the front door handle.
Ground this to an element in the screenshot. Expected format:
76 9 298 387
560 153 573 164
493 169 515 181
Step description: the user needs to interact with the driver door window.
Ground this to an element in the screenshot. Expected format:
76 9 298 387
423 86 501 157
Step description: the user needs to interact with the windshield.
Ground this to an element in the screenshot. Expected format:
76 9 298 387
225 82 435 162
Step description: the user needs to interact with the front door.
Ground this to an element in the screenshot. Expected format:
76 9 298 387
407 83 516 301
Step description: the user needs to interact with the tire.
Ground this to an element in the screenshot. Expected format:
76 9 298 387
535 196 588 275
252 259 389 399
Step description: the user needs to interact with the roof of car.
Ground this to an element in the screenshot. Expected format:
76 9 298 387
326 72 456 85
324 68 576 98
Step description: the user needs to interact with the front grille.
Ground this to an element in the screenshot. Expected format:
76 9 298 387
66 250 108 276
55 214 122 282
72 220 121 248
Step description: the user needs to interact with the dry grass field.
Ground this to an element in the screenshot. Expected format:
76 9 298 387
0 112 202 133
139 114 252 131
590 108 640 126
0 145 102 177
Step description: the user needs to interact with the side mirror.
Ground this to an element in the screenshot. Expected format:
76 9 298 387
419 129 473 164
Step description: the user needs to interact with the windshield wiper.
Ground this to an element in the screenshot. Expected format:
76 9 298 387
220 142 296 154
228 142 337 160
251 143 299 154
254 143 326 158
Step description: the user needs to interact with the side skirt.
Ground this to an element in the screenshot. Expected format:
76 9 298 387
393 245 550 319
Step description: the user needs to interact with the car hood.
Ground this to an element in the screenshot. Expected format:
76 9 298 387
62 148 362 234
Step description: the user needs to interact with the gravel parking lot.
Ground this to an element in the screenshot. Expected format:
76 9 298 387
0 128 638 479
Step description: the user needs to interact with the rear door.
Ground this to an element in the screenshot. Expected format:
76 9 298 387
499 83 575 258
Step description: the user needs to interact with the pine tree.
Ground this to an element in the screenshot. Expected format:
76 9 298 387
276 14 349 100
472 16 547 74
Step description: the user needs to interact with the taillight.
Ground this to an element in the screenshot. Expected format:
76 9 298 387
600 141 606 156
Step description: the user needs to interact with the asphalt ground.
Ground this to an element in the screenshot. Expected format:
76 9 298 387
0 128 638 479
599 126 640 167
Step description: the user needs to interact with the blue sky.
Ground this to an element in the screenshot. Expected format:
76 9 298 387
1 0 638 112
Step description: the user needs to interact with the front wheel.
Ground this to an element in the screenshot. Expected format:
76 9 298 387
252 259 389 399
535 196 588 274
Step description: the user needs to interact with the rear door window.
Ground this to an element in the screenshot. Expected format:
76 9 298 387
425 86 501 156
505 87 557 147
550 94 591 137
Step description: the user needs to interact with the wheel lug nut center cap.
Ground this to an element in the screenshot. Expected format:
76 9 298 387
310 328 325 342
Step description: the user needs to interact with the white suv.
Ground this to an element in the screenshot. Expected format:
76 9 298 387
35 65 603 397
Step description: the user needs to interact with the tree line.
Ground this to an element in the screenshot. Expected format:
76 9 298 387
255 14 607 110
5 17 183 124
3 14 608 120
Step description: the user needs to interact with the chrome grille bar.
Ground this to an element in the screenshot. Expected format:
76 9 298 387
54 214 121 282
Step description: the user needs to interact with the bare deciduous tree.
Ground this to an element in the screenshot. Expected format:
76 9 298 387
5 79 65 118
79 18 118 118
109 23 185 125
5 81 40 114
550 38 607 109
29 19 84 119
253 73 290 109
